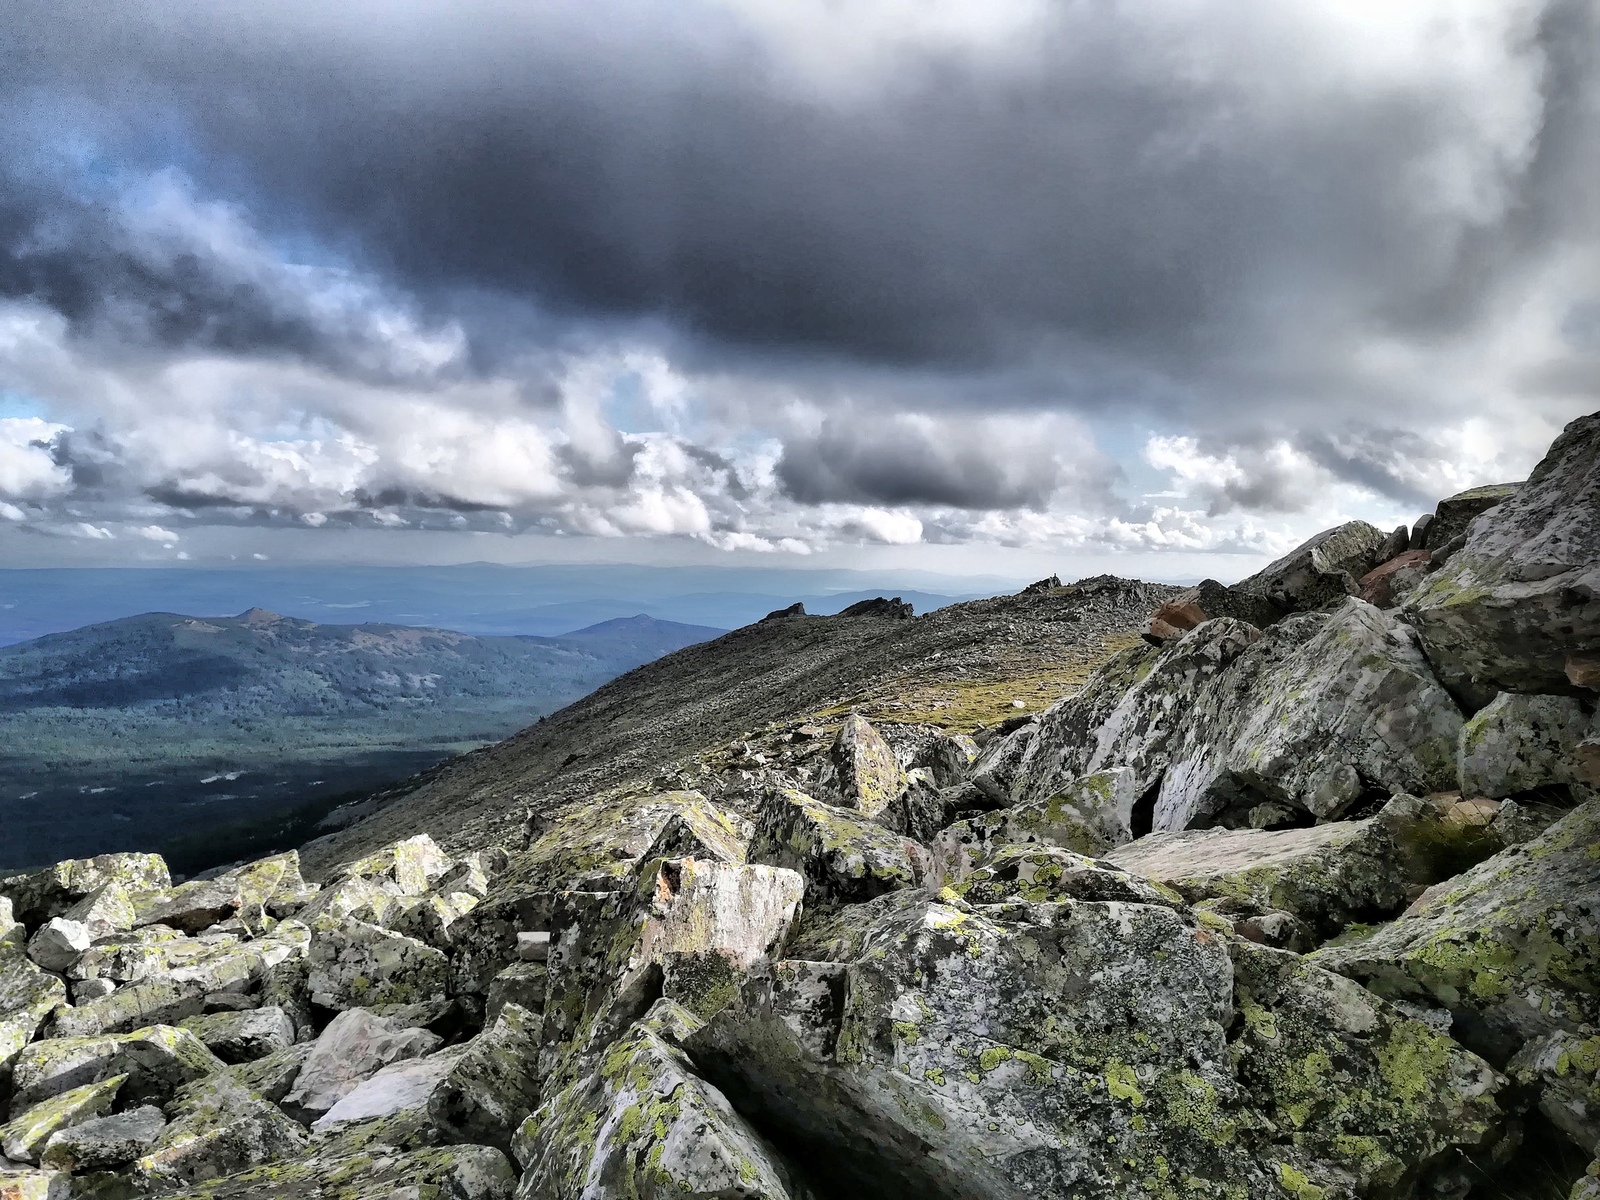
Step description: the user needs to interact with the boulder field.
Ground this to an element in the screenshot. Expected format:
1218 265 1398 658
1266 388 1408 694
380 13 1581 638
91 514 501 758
3 413 1600 1199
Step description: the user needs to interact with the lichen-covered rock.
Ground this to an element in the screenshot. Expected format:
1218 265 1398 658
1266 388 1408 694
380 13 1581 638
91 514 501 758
10 1026 224 1110
634 859 803 972
48 976 208 1039
390 890 482 949
1017 601 1463 832
1406 413 1600 697
947 844 1184 909
1 897 21 946
0 948 67 1070
514 1000 809 1200
1423 482 1523 552
306 918 449 1010
0 1165 69 1199
60 885 136 940
1459 692 1593 799
816 714 905 819
486 963 546 1026
1233 519 1389 614
137 852 310 935
1507 1029 1600 1152
1 854 170 929
178 1007 295 1063
1105 819 1414 940
687 892 1267 1198
335 835 455 896
156 1142 517 1200
934 770 1140 878
748 788 927 910
0 1076 124 1164
311 1047 465 1134
967 718 1042 802
1229 939 1506 1197
25 920 90 975
1313 800 1600 1067
41 1105 166 1172
281 1007 443 1120
135 1073 308 1190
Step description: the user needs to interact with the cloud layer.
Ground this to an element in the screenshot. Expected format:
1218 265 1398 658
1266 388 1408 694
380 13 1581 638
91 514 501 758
0 0 1595 567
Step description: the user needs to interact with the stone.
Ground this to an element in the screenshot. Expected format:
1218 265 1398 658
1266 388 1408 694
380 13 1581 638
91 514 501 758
316 1004 543 1154
0 898 20 947
515 1001 808 1200
1234 519 1389 614
1016 601 1463 832
0 1075 124 1164
0 948 67 1071
1507 1029 1600 1152
25 920 90 974
1406 415 1600 697
1143 578 1285 644
9 1025 224 1110
136 852 309 935
946 843 1185 909
936 769 1141 875
178 1007 295 1063
335 834 455 896
389 889 482 949
966 717 1039 802
1459 691 1593 799
0 854 170 929
486 963 546 1025
281 1007 443 1120
762 602 806 621
133 1074 307 1190
0 1166 69 1199
306 918 450 1010
40 1105 165 1172
1313 800 1600 1068
1358 549 1431 609
1426 482 1523 550
1228 939 1505 1195
817 714 905 818
69 978 115 1004
633 858 803 973
60 885 136 940
153 1143 516 1200
748 788 928 910
48 976 207 1039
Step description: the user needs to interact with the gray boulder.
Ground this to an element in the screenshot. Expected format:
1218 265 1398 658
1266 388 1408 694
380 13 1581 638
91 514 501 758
1233 519 1389 614
39 1104 165 1172
10 1025 224 1110
136 851 310 935
1406 413 1600 696
25 920 91 975
1312 800 1600 1067
815 714 905 818
514 1000 809 1200
281 1006 443 1120
134 1072 308 1190
306 918 450 1010
1458 691 1593 799
152 1142 516 1199
748 788 928 910
178 1007 296 1063
0 1075 124 1164
0 947 67 1071
1422 482 1522 551
1 853 170 929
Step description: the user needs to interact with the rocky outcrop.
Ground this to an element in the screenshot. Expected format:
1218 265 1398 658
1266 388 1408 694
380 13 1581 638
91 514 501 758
1457 691 1593 800
1406 413 1600 697
1312 800 1600 1068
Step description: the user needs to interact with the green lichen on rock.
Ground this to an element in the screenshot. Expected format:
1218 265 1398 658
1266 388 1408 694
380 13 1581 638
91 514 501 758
748 787 926 910
1312 800 1600 1064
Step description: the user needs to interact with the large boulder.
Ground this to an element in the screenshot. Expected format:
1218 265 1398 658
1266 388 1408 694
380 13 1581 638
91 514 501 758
748 788 928 910
135 852 310 935
133 1072 308 1190
178 1008 296 1063
281 1007 443 1120
1458 692 1593 799
0 1076 124 1164
815 714 905 818
1015 601 1463 831
10 1026 223 1110
154 1143 517 1200
0 949 67 1070
1233 520 1390 614
513 1000 810 1200
1419 482 1523 553
1312 800 1600 1067
305 918 449 1010
0 854 170 929
1406 413 1600 697
687 890 1505 1199
39 1105 166 1173
934 770 1140 877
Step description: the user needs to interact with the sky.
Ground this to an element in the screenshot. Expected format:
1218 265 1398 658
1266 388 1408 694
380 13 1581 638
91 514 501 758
1 0 1596 581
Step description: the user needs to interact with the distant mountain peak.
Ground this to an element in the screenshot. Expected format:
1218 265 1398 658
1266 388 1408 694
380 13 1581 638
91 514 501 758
237 608 285 624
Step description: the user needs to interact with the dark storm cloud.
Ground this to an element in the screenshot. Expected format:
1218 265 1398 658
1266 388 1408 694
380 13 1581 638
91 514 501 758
776 413 1101 510
0 0 1591 396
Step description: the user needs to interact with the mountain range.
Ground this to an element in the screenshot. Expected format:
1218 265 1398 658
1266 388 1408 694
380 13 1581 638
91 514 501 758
0 610 722 872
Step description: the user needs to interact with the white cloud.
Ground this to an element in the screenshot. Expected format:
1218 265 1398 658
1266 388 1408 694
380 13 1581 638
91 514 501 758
130 525 180 542
0 417 71 499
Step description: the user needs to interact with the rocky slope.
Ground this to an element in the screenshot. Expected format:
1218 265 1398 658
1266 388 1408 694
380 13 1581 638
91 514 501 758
2 412 1598 1200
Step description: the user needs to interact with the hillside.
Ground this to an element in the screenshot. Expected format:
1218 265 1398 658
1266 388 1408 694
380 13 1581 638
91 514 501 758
0 611 723 871
298 576 1176 873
